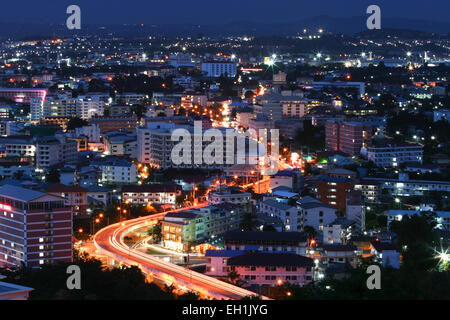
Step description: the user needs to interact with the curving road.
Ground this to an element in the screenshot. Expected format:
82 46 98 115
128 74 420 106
93 205 269 300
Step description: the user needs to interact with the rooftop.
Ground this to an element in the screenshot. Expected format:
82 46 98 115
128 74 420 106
0 184 47 202
228 252 314 267
322 244 358 252
223 230 307 242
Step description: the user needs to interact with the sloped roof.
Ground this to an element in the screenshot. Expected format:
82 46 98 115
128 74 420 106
0 185 47 202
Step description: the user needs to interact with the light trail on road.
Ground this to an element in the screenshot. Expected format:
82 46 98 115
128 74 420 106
93 204 270 300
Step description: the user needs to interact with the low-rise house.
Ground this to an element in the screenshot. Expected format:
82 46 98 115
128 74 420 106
370 241 400 269
87 185 112 207
321 244 358 267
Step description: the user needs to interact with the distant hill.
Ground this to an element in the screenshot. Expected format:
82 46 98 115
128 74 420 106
0 15 448 40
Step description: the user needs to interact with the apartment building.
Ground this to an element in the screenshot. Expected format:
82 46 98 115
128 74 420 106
260 199 299 232
387 210 450 231
90 115 138 133
137 122 236 170
321 244 358 267
208 189 252 212
297 196 337 232
0 162 35 179
201 62 237 78
0 185 73 269
35 136 78 168
363 175 450 197
223 231 308 255
317 176 353 212
46 183 88 216
121 184 182 206
325 120 376 156
161 204 245 252
98 159 138 184
210 251 314 287
181 91 207 109
0 136 36 158
365 143 423 167
0 88 47 104
103 132 137 158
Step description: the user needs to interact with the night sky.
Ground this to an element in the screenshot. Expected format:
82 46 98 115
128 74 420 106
1 0 449 25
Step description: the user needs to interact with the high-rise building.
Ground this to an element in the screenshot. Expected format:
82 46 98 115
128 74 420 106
325 120 377 156
0 185 73 269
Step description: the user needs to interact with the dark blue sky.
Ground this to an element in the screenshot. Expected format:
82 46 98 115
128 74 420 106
2 0 449 25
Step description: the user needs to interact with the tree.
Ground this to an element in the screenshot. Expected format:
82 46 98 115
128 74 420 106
147 224 162 242
390 212 440 271
262 224 277 232
45 168 60 183
13 170 25 180
132 104 147 119
303 226 317 241
227 269 245 286
240 211 258 231
67 117 88 130
0 252 183 300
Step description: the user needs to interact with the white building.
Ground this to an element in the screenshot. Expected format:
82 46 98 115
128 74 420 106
297 196 337 232
387 210 450 231
75 124 101 143
208 189 252 207
366 143 423 167
36 136 78 168
260 199 299 232
98 159 137 184
201 62 237 78
137 122 237 170
121 184 182 206
0 136 35 158
76 96 105 120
